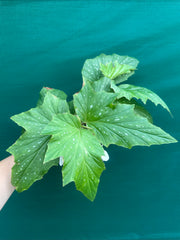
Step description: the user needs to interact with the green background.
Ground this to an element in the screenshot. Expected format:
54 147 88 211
0 1 180 239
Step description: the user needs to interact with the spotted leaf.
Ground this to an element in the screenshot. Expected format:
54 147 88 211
74 83 118 122
7 92 69 191
116 98 153 123
91 77 112 92
74 84 177 148
7 133 58 192
11 92 69 133
82 53 139 85
100 61 136 80
42 113 105 201
111 83 171 114
37 87 67 106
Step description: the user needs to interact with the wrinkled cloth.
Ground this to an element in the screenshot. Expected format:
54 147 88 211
0 1 179 240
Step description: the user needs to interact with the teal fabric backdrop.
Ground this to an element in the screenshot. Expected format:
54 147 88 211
0 1 180 239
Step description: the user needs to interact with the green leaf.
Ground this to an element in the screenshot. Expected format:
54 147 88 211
111 83 171 114
7 92 69 191
82 53 139 84
42 113 105 201
68 100 75 114
117 98 153 123
7 133 58 192
91 77 112 92
74 84 177 148
100 61 136 80
11 92 69 133
113 71 135 85
89 104 177 148
37 87 67 106
74 83 118 122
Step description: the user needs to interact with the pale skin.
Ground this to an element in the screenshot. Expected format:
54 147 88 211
0 155 15 210
0 152 109 210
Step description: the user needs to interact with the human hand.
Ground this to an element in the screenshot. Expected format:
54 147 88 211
0 155 15 210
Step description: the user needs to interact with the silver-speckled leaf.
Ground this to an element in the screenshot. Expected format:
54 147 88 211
91 77 112 92
100 61 136 80
111 83 171 114
117 97 153 124
7 133 58 192
7 92 69 192
42 113 105 201
82 53 139 84
74 84 177 148
11 92 69 133
37 87 67 106
74 83 117 122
